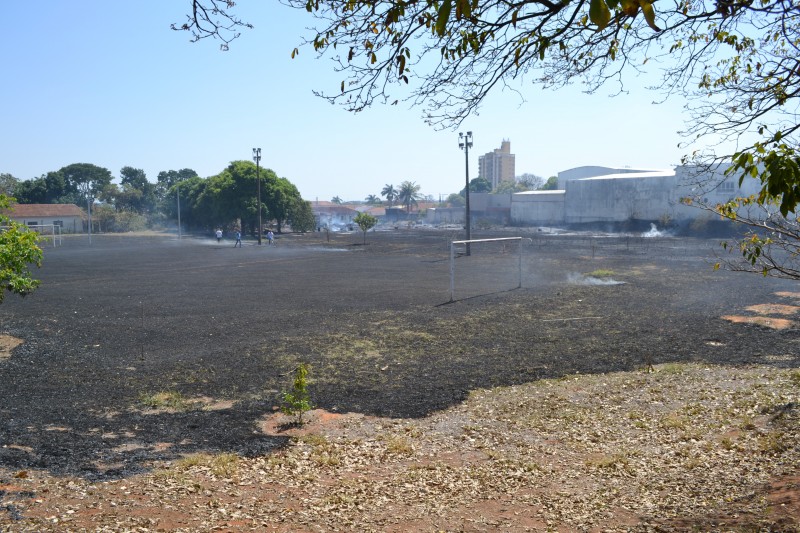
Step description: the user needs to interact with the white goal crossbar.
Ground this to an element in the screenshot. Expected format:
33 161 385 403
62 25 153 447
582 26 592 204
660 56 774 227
449 237 529 301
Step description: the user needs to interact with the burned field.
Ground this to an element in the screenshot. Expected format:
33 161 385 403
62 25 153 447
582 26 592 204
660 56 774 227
0 229 798 530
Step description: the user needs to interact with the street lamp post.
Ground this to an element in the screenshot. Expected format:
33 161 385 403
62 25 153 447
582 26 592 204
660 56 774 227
87 194 92 245
176 182 182 240
459 131 473 256
253 148 262 245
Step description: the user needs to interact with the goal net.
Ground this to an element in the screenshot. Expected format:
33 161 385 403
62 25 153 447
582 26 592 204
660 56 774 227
449 237 529 301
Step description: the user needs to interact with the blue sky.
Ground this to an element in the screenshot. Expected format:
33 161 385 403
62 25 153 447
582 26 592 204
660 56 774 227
1 2 691 202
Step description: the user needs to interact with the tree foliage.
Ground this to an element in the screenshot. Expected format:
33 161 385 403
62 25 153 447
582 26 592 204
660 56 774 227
0 174 19 197
681 194 800 280
59 163 113 207
381 184 398 207
517 173 545 191
0 195 43 303
462 177 491 195
541 176 559 191
397 180 422 212
14 171 77 205
447 192 465 206
290 199 316 232
353 211 378 244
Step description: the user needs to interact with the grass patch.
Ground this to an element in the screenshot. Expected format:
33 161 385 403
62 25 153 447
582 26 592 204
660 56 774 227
138 391 194 411
585 269 616 277
381 435 415 456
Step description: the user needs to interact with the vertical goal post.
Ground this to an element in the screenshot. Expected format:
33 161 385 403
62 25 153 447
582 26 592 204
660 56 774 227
449 237 531 302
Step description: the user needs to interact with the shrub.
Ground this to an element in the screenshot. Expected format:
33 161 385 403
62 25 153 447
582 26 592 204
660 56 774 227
282 363 313 425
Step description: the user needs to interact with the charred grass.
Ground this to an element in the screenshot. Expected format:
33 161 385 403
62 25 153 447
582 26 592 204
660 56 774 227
0 231 798 530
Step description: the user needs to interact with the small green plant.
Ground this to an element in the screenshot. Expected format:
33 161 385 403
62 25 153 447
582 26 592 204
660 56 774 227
353 211 377 244
282 363 313 425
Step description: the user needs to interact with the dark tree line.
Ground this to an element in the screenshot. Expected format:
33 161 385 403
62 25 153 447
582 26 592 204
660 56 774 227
5 161 314 234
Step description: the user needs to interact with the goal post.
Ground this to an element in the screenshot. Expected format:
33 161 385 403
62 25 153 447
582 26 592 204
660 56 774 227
449 237 530 302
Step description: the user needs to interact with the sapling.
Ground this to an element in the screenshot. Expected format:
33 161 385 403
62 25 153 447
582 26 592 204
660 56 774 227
282 363 313 425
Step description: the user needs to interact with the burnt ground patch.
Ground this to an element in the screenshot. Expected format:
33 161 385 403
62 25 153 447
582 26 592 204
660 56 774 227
0 229 798 480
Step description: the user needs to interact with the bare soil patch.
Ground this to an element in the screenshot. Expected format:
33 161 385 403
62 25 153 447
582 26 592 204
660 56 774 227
0 230 798 531
0 334 22 360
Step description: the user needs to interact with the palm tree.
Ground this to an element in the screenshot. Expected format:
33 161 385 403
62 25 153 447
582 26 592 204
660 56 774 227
365 194 381 205
331 196 343 204
380 184 397 207
397 181 422 213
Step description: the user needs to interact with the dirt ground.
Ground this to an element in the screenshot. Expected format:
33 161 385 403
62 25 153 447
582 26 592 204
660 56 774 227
0 228 798 531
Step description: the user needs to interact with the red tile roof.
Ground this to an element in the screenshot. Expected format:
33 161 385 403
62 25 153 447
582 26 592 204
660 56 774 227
5 204 84 218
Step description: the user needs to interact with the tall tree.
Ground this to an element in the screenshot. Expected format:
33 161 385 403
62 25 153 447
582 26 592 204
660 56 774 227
331 196 343 204
289 199 316 233
397 181 422 213
517 174 545 191
264 174 304 233
156 168 198 199
197 161 257 233
120 167 148 190
117 166 157 213
381 184 397 207
59 163 112 207
0 173 19 197
14 171 77 205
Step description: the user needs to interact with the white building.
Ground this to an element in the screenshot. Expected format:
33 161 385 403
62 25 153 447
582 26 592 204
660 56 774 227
3 203 84 233
510 164 761 227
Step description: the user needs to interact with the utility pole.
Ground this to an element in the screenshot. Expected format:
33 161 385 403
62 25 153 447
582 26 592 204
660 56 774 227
459 131 473 256
253 148 262 245
176 182 182 239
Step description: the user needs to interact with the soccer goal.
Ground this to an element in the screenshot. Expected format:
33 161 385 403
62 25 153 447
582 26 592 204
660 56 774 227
1 224 64 247
449 237 530 301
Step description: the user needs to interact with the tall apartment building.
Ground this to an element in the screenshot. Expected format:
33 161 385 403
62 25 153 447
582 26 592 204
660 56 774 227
478 139 516 190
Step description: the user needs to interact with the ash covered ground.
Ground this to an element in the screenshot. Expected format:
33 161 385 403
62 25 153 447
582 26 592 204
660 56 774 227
0 228 797 480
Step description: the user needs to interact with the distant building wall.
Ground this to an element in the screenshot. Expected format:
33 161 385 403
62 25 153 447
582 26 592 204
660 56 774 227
426 207 464 224
510 191 566 225
507 164 765 227
564 172 677 224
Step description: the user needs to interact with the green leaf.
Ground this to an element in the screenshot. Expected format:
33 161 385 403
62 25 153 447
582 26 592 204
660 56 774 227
436 0 452 37
589 0 611 30
640 1 661 31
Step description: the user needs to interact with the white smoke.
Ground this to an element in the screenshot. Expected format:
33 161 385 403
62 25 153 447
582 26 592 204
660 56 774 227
567 272 626 286
642 223 664 238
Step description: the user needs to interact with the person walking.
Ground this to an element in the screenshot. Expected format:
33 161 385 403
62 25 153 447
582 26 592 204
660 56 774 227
267 230 274 245
215 228 222 243
234 230 242 248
